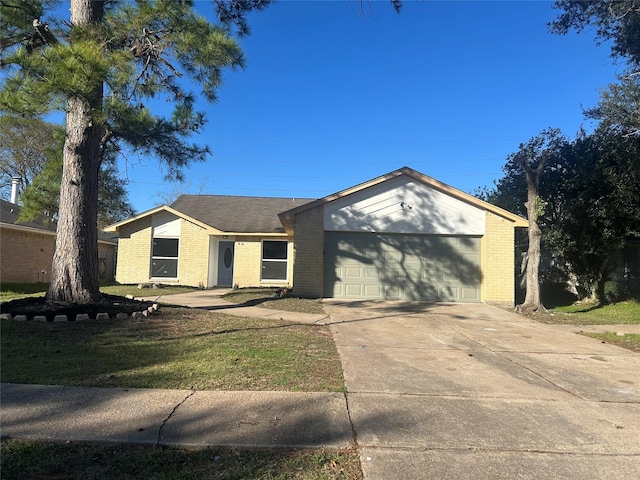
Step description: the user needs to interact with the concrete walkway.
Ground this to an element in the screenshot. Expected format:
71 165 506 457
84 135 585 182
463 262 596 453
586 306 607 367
137 288 331 325
2 291 639 479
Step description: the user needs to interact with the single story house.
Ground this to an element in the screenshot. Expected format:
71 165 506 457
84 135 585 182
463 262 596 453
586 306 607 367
106 167 528 306
0 199 117 283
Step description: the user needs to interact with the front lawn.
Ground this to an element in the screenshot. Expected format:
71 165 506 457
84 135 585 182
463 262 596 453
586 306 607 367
223 287 325 314
0 307 344 392
0 440 362 480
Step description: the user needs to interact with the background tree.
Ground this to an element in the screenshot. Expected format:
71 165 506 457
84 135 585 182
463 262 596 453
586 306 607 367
0 0 271 304
20 145 135 230
0 115 60 199
586 74 640 137
546 129 640 301
0 114 133 228
551 1 640 137
550 0 640 68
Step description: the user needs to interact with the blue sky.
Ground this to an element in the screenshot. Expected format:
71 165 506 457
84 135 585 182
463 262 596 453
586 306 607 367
121 0 620 213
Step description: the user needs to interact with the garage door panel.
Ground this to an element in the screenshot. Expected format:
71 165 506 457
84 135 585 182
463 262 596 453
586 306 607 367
345 267 363 278
364 268 379 278
325 232 481 302
364 285 382 297
461 287 480 301
421 266 440 281
383 250 402 262
439 286 461 301
384 285 402 299
345 284 363 296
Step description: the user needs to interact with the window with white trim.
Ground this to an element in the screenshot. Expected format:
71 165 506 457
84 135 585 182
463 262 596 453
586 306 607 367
261 240 288 281
151 238 179 278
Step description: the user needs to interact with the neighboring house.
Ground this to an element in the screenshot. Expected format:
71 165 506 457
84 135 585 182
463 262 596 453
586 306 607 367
0 199 117 283
107 167 528 306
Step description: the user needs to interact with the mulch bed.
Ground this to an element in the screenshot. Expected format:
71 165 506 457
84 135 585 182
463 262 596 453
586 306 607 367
0 294 155 321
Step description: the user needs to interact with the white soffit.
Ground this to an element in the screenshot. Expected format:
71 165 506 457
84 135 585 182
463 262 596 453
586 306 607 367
324 176 485 235
152 211 182 237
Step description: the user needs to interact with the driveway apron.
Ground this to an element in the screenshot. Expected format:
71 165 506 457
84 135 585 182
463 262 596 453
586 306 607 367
323 300 640 480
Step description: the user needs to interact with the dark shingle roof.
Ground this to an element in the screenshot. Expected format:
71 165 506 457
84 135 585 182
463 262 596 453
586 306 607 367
0 199 57 232
170 195 316 233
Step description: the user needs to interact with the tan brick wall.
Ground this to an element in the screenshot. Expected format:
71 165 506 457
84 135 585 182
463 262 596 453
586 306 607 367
1 227 115 284
482 212 516 307
1 228 56 283
233 236 293 288
116 217 212 287
291 205 325 298
178 219 209 287
115 217 153 284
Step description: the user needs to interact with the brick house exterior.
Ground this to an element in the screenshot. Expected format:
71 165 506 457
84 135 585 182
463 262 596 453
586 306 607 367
107 167 528 306
0 199 117 284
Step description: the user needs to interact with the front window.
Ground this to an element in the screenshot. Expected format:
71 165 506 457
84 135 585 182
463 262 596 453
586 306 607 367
262 240 288 281
152 238 179 278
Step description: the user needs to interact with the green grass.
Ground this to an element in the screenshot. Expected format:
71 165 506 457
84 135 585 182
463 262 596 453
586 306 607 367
0 307 344 392
548 299 640 324
0 283 48 301
0 440 362 480
224 288 325 314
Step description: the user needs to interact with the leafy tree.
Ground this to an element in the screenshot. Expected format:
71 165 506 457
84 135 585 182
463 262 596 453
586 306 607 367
551 1 640 137
546 129 640 301
0 115 60 199
479 128 640 304
0 0 271 303
586 73 640 137
550 0 640 68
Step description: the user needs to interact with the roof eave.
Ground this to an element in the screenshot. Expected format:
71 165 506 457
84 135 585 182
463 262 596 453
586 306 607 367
1 222 118 245
104 205 222 234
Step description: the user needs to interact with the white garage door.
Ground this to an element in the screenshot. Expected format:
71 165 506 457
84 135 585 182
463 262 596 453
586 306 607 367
325 232 482 302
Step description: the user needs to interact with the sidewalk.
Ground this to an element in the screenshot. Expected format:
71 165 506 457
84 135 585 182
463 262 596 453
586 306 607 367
0 383 353 449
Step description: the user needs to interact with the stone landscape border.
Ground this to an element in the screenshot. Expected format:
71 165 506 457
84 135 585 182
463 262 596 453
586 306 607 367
0 297 160 322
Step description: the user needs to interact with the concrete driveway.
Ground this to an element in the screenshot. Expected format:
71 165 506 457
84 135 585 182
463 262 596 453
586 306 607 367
323 300 640 480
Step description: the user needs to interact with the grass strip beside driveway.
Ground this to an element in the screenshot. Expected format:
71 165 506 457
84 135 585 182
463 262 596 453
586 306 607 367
0 307 344 392
222 288 326 314
582 332 640 353
546 300 640 324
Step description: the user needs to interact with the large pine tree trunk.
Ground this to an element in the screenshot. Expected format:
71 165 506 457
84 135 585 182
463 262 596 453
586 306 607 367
46 0 104 304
